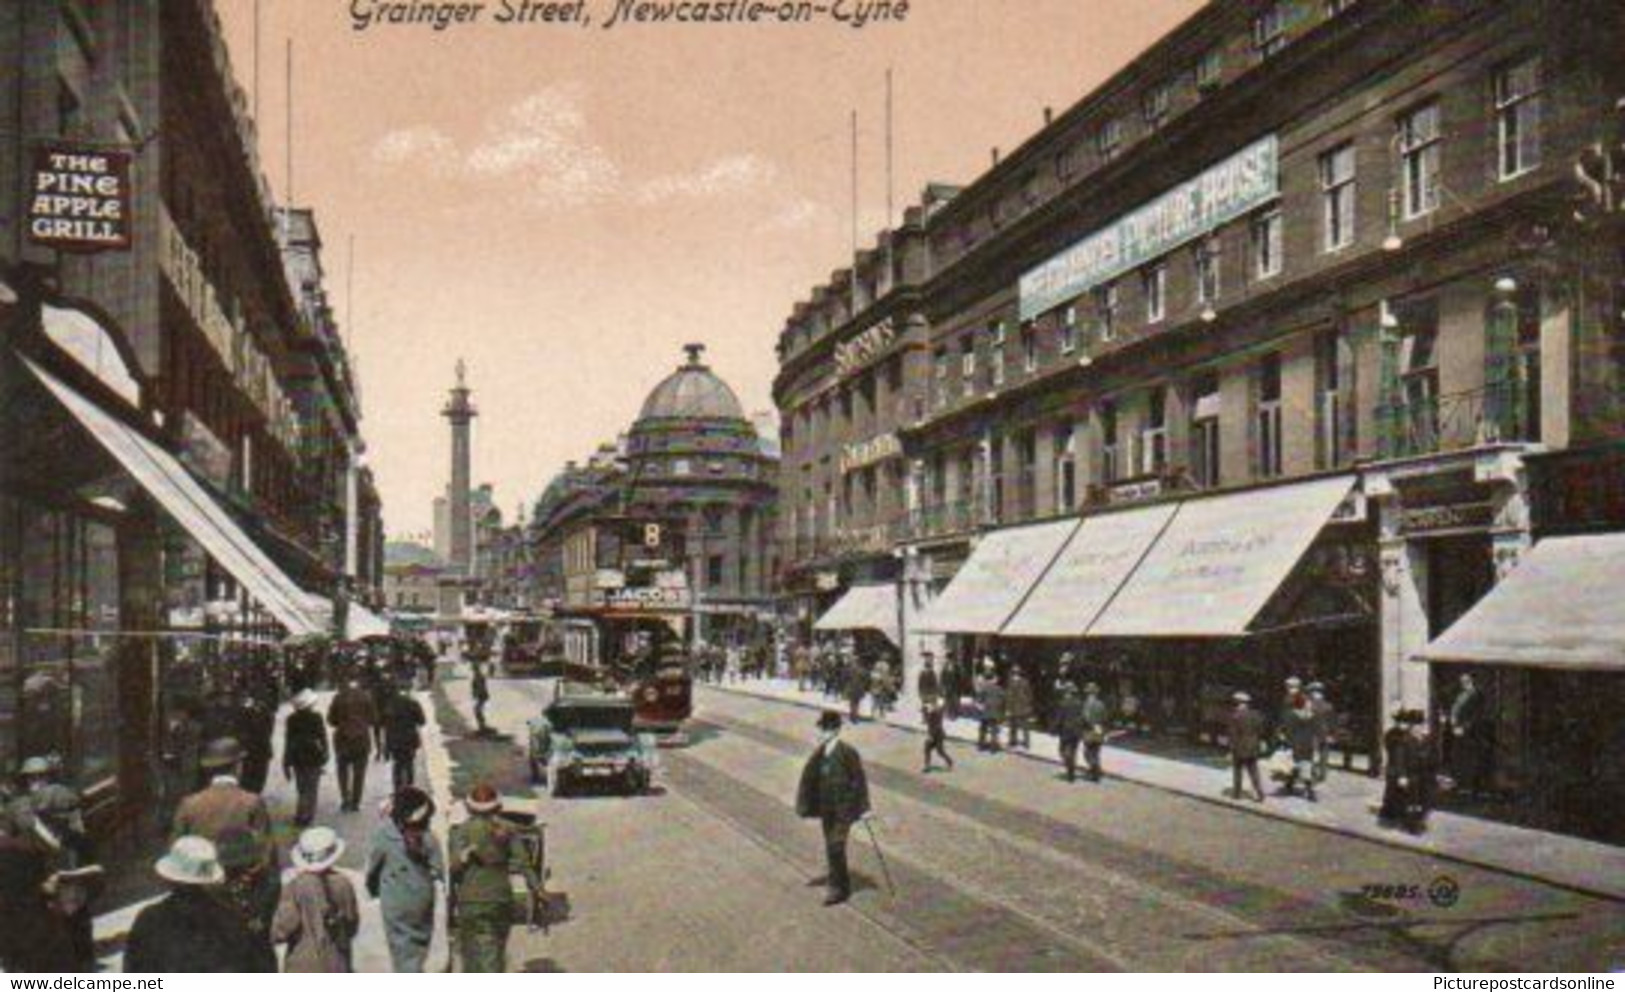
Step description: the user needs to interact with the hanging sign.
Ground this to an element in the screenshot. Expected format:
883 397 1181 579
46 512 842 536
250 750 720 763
28 145 133 252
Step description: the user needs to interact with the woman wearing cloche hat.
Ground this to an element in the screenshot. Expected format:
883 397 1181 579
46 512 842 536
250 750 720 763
366 787 445 973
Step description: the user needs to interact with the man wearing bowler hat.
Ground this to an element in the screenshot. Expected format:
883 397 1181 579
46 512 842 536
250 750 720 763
795 710 871 906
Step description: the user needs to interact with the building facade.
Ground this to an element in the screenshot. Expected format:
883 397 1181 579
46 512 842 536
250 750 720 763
0 0 383 817
775 0 1625 836
531 345 780 664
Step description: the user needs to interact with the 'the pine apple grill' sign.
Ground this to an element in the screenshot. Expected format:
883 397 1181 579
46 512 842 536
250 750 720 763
28 145 133 252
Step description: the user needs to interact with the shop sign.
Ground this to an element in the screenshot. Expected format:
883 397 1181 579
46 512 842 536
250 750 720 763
594 568 625 590
598 585 690 611
835 319 896 379
159 205 300 450
1398 501 1496 536
28 145 132 252
840 432 902 473
1106 477 1164 504
1019 134 1279 320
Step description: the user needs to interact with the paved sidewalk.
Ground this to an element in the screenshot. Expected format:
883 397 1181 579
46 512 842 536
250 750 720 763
93 690 447 973
711 677 1625 903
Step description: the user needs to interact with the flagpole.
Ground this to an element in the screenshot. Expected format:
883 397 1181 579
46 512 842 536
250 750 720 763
283 38 293 248
850 108 858 312
253 0 261 126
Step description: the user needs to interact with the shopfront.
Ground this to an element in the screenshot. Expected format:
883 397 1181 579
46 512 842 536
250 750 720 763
2 279 330 821
913 475 1380 755
1406 441 1625 842
1419 530 1625 842
1365 447 1535 796
2 290 163 816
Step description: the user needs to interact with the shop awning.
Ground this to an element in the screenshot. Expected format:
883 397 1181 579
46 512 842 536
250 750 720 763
345 603 393 640
25 357 327 637
1001 502 1178 638
1090 475 1356 638
914 518 1079 635
814 584 900 646
1417 534 1625 670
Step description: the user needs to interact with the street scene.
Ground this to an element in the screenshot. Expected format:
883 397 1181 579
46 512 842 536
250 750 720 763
4 0 1625 976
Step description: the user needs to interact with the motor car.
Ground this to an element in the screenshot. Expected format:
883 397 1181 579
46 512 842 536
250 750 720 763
527 681 655 797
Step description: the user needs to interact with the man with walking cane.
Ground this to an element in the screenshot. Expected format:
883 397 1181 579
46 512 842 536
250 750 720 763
795 710 872 906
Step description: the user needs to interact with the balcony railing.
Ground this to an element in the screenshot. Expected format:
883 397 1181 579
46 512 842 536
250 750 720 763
899 497 990 543
1376 380 1536 460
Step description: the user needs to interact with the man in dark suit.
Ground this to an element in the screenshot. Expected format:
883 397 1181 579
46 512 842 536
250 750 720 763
1446 673 1488 797
282 690 329 827
795 710 872 906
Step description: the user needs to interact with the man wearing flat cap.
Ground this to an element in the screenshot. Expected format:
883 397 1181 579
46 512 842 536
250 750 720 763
795 710 871 906
1227 693 1267 803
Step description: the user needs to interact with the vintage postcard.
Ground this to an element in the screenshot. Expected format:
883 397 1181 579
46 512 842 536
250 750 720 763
2 0 1624 977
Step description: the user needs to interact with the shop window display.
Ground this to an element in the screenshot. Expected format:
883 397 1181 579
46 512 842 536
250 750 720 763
12 501 122 792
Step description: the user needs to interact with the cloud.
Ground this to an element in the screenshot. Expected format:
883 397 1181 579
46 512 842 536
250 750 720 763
764 197 827 232
370 126 455 168
633 154 777 205
371 89 803 216
464 86 620 207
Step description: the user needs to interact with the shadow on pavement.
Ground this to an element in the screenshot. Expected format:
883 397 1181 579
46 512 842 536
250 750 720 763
430 682 532 799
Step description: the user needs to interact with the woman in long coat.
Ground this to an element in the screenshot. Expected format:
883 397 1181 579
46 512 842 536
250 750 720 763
272 827 360 973
366 787 444 972
1380 709 1435 834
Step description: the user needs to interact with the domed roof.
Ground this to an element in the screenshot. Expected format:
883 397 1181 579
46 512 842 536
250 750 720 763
637 344 745 423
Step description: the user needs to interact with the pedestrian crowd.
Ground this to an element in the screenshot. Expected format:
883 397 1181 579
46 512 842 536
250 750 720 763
762 637 1470 840
0 630 505 975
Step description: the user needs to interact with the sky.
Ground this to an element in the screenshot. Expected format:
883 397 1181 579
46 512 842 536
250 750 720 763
216 0 1204 540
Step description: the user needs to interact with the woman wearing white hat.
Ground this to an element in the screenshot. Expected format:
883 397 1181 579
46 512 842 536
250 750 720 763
272 826 360 973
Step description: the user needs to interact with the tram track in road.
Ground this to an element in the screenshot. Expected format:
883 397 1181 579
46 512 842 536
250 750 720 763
686 711 1517 972
658 740 1126 972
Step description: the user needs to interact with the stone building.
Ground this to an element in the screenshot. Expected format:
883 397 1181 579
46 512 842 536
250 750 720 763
531 345 779 665
0 1 383 816
775 0 1625 838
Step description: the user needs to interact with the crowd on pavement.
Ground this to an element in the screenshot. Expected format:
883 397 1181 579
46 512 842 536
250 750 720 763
0 631 544 975
733 635 1496 843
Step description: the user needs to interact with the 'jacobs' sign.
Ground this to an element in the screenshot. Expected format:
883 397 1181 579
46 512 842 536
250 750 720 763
28 145 133 252
1018 135 1279 321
